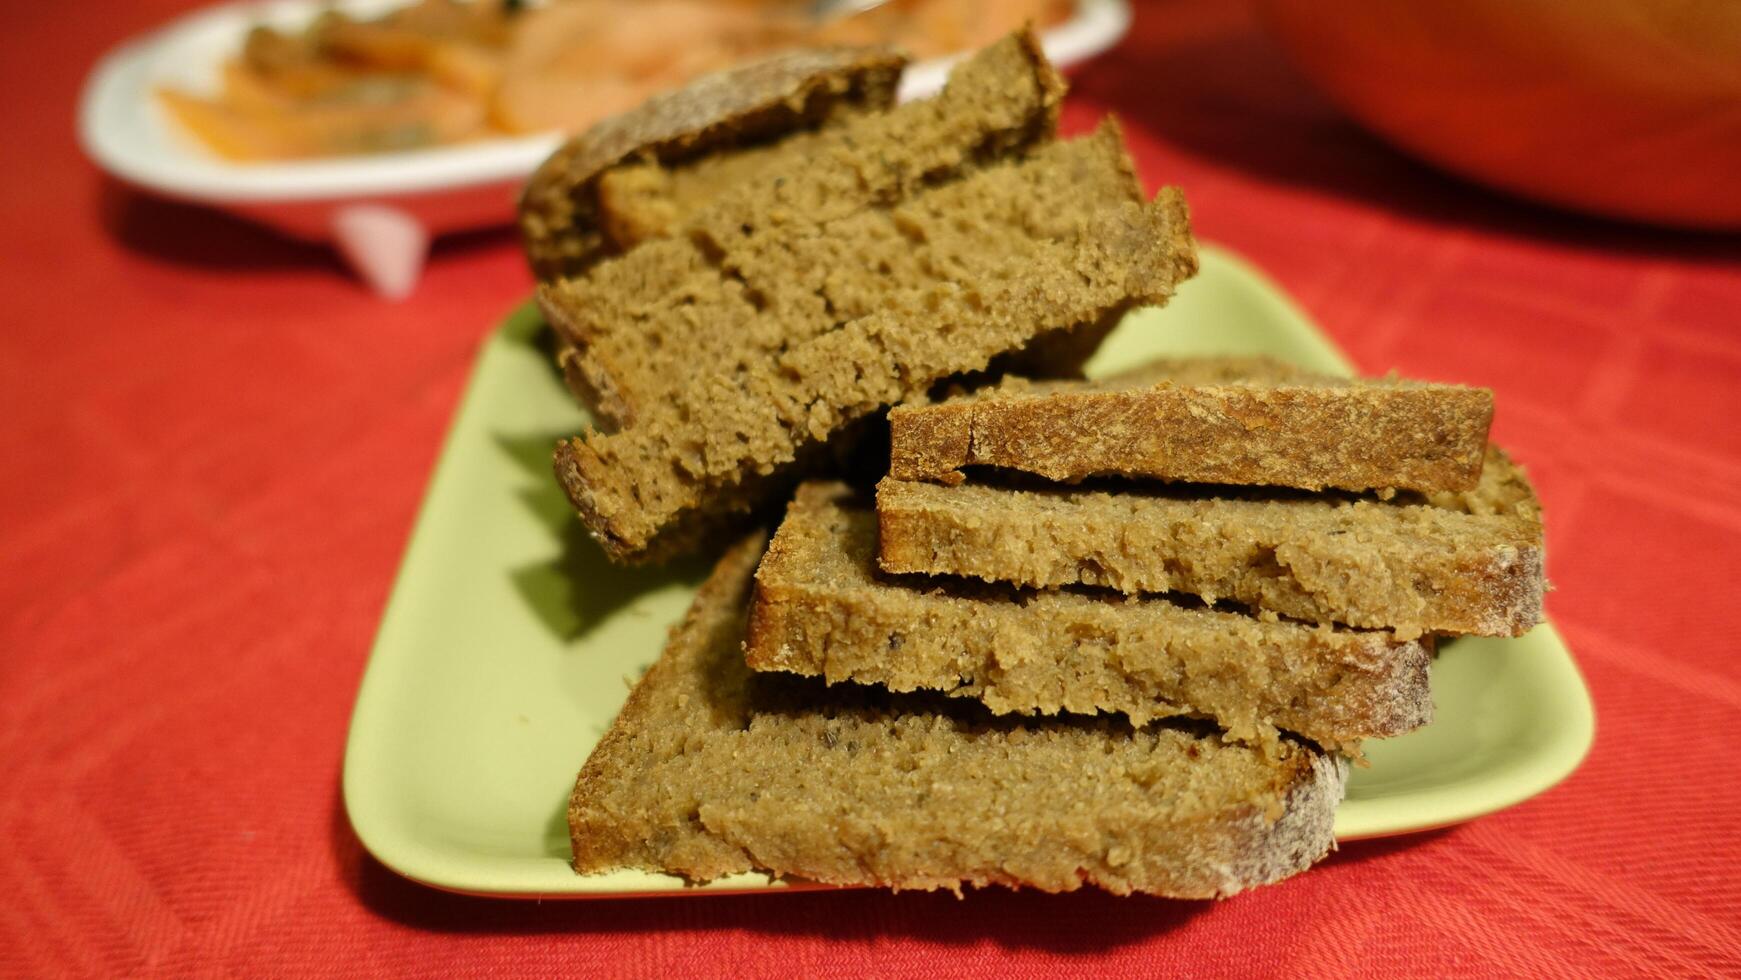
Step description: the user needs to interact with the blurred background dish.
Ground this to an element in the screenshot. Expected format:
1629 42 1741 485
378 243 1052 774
153 0 1081 163
79 0 1131 297
1259 0 1741 230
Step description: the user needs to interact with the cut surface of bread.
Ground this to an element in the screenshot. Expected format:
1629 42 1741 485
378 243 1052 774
537 32 1201 563
746 483 1432 750
878 447 1544 640
539 29 1075 429
887 356 1494 492
569 533 1349 897
545 117 1144 429
554 192 1192 563
519 46 908 281
549 121 1196 561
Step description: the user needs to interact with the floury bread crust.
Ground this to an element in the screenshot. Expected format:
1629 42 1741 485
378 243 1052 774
518 46 908 281
887 357 1495 492
569 534 1349 898
877 444 1545 640
745 483 1432 750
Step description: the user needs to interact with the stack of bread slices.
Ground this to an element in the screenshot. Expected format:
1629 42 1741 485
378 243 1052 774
522 30 1546 898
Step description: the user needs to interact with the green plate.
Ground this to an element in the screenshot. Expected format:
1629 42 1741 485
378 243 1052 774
342 245 1595 897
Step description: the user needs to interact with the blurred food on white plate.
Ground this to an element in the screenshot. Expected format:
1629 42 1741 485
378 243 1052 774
157 0 1071 162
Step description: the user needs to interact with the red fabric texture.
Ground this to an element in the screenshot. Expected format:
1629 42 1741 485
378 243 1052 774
4 1 1740 975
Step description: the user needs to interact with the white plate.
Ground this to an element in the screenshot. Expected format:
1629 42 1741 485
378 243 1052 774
76 0 1132 293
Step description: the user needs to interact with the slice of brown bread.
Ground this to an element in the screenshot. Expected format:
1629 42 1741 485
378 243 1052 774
570 532 1349 897
556 191 1193 563
546 116 1147 430
553 146 1196 562
887 356 1495 492
539 29 1074 429
877 446 1545 640
745 483 1432 750
518 46 908 281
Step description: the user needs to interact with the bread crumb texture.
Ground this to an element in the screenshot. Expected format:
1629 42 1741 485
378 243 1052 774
536 30 1198 562
749 482 1433 749
877 359 1543 639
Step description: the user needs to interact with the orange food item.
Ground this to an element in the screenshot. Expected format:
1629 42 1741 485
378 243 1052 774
491 0 808 134
156 0 1074 162
160 57 489 160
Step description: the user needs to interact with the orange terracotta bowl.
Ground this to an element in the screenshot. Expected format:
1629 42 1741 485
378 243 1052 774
1257 0 1741 229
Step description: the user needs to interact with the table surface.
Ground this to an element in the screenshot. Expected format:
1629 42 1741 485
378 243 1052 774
5 1 1740 975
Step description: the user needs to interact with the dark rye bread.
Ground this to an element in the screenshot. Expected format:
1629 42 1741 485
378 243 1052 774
552 142 1196 561
876 361 1544 640
546 118 1145 430
878 455 1542 643
569 533 1349 897
539 30 1072 429
877 450 1543 640
518 46 908 281
556 192 1193 563
888 356 1495 492
745 483 1432 751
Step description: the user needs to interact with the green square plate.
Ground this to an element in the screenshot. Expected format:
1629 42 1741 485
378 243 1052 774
342 245 1595 897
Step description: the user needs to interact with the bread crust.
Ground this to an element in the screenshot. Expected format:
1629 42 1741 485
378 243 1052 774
887 358 1495 492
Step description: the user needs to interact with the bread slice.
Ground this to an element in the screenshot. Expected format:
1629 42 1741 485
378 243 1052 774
877 444 1544 640
570 533 1349 897
745 482 1431 750
551 132 1196 562
538 30 1078 429
545 118 1149 431
887 356 1495 492
518 46 908 281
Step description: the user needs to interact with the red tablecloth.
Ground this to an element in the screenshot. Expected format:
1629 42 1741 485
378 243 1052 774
5 1 1740 975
